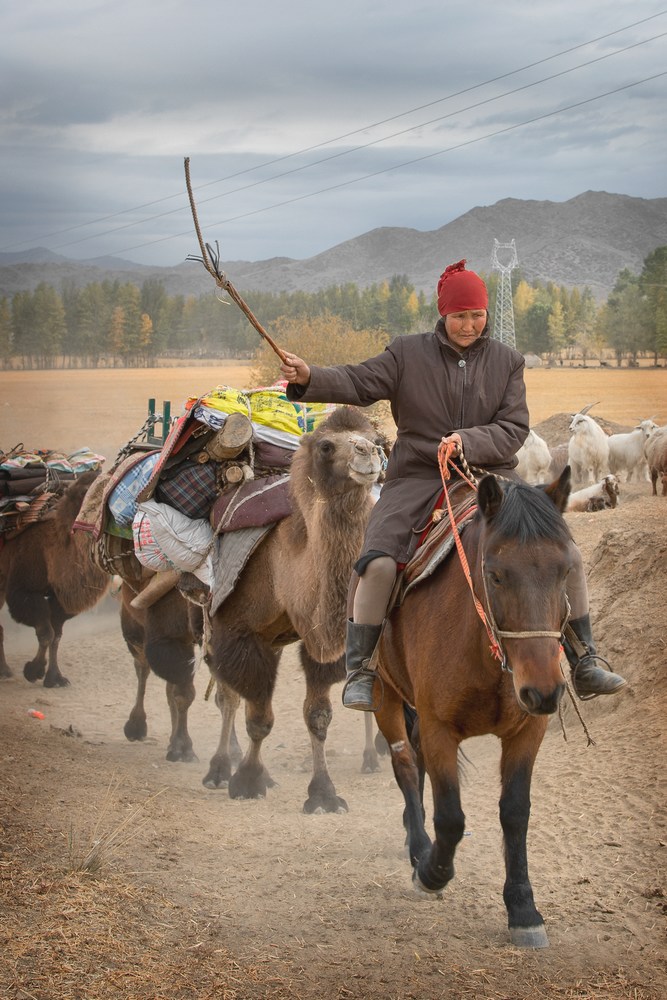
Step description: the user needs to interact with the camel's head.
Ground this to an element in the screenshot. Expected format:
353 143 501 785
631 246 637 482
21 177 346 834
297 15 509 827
295 407 385 494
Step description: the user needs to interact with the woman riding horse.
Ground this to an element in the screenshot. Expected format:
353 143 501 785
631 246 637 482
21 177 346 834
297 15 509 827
280 260 626 709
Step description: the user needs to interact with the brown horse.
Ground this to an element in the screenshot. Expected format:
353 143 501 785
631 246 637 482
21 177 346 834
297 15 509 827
375 464 573 949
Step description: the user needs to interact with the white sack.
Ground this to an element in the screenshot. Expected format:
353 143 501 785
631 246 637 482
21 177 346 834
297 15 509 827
132 500 213 572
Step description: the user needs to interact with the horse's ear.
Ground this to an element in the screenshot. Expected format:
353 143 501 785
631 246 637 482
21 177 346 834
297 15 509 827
543 465 571 512
477 474 504 520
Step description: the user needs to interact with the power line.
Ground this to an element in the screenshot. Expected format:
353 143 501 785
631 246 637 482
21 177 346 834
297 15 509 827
3 9 665 253
108 70 667 259
39 29 667 255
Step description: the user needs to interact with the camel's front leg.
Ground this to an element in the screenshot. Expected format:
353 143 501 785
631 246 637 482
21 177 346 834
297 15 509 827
23 620 52 683
203 678 241 789
124 654 150 742
0 618 13 678
44 618 69 687
361 712 383 773
228 694 275 799
165 677 198 763
500 721 550 948
300 649 348 814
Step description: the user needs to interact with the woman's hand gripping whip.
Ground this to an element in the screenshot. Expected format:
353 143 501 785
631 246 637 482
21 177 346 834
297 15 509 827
183 156 288 364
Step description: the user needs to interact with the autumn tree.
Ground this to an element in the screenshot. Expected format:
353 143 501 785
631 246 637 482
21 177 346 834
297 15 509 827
639 246 667 363
0 297 12 367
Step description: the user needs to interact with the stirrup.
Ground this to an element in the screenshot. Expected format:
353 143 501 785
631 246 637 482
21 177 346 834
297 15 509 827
342 668 383 712
571 653 626 701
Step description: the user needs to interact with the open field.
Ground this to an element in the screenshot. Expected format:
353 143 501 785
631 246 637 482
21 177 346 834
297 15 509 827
1 364 665 463
1 361 666 999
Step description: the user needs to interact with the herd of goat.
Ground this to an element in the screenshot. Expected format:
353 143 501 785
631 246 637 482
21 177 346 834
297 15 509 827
516 404 667 511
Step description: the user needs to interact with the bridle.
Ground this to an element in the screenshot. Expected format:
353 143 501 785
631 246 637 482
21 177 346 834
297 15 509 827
437 440 571 673
480 562 571 673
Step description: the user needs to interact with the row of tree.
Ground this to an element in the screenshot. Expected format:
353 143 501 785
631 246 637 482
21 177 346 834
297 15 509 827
0 249 665 368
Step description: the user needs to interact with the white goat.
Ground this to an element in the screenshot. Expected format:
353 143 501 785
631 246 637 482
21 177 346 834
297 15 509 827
608 418 658 482
566 474 620 512
644 425 667 496
515 429 552 484
568 403 609 484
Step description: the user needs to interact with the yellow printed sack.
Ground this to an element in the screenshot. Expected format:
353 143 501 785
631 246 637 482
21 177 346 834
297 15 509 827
187 386 251 417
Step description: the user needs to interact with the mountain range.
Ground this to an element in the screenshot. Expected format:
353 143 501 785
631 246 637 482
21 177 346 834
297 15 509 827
1 191 666 303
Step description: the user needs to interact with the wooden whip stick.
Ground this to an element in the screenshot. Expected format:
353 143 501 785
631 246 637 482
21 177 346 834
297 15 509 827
184 157 288 364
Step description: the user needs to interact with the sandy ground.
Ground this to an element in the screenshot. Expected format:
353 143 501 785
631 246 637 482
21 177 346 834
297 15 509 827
1 368 666 999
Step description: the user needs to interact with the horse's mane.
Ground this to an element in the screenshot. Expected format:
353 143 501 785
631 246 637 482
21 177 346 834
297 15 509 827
488 480 572 545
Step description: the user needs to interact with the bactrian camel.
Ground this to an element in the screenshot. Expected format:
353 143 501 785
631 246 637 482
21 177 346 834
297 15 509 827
202 405 384 812
0 471 109 687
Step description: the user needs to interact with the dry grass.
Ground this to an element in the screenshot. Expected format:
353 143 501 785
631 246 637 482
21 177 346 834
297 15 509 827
0 364 664 463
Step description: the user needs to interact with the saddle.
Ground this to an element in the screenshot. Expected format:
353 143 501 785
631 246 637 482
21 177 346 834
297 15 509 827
395 478 478 607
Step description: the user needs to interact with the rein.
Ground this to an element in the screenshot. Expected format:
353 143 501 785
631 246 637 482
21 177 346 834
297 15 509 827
437 441 568 670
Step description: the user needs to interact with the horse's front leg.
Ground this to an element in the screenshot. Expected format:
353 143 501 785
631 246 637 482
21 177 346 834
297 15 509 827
300 648 348 814
376 693 431 869
499 720 549 948
414 728 463 897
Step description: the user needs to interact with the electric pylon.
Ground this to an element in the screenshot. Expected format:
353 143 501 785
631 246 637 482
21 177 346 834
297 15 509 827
491 239 518 348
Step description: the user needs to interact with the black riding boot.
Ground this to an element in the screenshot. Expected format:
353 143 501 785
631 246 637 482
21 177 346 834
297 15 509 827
563 614 627 699
341 620 382 711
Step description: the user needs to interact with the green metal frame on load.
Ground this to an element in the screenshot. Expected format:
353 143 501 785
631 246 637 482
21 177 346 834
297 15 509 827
146 398 172 446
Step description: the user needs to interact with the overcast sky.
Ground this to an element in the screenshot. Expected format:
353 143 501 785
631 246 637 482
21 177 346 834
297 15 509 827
1 1 666 268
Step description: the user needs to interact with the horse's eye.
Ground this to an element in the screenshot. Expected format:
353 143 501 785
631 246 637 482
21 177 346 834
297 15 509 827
487 571 502 587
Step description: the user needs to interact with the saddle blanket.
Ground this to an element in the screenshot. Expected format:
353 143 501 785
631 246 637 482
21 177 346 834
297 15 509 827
209 474 291 533
400 482 478 600
209 524 275 616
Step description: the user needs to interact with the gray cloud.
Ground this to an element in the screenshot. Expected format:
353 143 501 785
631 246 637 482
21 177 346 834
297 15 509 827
1 1 665 267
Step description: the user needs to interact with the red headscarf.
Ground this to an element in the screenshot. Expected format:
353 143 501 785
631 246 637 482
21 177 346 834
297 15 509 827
436 259 488 316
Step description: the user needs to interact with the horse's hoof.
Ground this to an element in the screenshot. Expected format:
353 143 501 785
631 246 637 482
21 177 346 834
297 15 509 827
509 924 549 949
411 874 443 901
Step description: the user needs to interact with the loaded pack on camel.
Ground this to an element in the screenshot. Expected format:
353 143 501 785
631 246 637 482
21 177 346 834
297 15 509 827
73 382 338 611
0 444 108 686
0 445 104 540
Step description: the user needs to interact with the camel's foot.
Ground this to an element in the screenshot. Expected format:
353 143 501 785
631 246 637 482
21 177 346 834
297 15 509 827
228 761 274 800
509 924 549 949
43 671 70 688
23 660 46 683
361 748 382 773
303 774 349 814
202 755 232 789
124 716 148 742
166 740 198 763
0 663 13 680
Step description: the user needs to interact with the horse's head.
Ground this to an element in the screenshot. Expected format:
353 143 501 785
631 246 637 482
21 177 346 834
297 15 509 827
477 467 572 716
